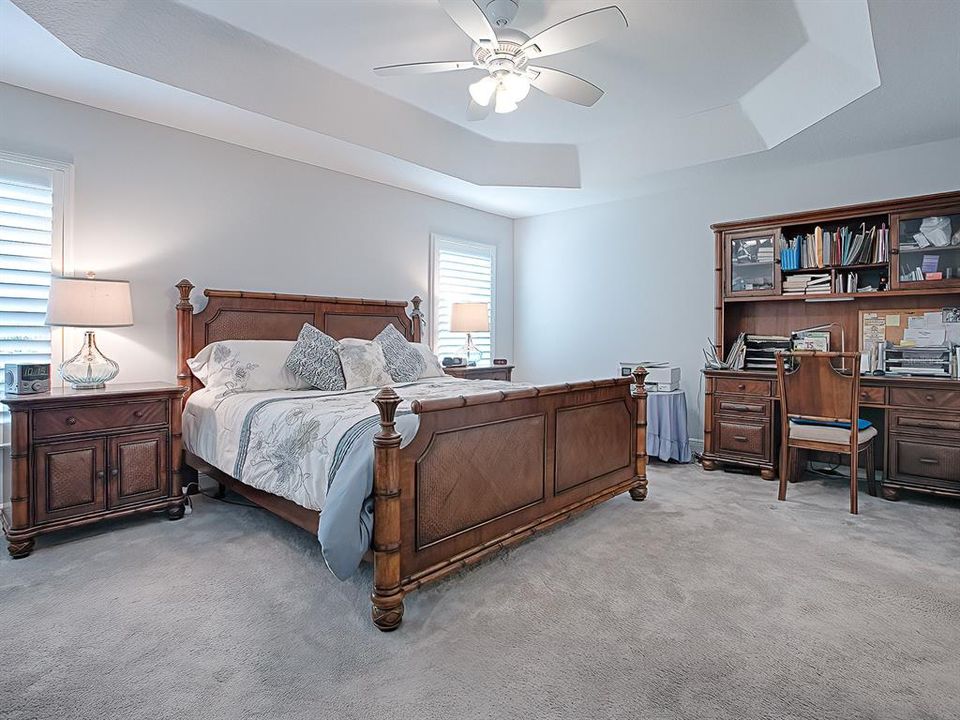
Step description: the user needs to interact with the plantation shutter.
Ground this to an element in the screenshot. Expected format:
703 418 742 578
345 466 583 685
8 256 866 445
0 160 55 370
432 237 496 363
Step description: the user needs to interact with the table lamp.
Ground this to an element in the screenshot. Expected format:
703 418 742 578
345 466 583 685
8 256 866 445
450 302 489 366
45 273 133 389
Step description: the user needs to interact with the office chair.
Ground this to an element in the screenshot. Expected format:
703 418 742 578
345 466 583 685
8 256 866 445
775 351 878 514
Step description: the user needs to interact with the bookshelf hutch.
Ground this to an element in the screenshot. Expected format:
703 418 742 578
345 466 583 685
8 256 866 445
703 190 960 500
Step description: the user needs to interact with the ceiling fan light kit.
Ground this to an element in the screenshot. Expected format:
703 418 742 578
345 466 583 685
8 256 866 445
373 0 627 120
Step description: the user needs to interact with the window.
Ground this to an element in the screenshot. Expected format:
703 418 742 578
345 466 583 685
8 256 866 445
430 235 496 364
0 153 70 378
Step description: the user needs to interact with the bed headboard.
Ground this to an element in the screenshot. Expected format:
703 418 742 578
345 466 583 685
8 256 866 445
175 279 423 400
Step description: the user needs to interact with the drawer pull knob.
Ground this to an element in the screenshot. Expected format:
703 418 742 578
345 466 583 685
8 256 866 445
737 384 746 390
65 416 77 426
733 435 748 442
919 458 939 465
111 468 119 477
96 470 105 480
925 395 935 402
133 410 145 418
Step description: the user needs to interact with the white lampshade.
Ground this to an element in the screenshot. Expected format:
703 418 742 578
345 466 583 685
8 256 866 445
469 76 498 106
501 73 530 102
45 276 133 328
450 302 489 333
494 88 518 114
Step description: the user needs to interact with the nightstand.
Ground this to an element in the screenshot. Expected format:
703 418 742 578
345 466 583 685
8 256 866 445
445 365 514 381
1 382 187 558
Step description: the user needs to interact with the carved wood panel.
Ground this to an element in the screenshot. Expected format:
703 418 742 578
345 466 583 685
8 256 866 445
33 439 106 524
204 308 314 344
322 312 405 341
109 431 167 508
555 400 632 494
415 414 546 549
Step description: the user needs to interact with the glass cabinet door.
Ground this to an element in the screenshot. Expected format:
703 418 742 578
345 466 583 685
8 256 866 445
726 231 779 296
894 211 960 289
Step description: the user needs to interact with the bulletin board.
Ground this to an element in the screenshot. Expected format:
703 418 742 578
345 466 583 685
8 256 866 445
859 307 960 349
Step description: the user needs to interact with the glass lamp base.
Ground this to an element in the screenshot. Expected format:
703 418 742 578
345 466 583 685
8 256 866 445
60 330 119 390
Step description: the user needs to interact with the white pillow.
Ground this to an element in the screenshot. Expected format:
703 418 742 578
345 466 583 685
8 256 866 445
335 340 393 389
187 340 311 393
412 342 445 378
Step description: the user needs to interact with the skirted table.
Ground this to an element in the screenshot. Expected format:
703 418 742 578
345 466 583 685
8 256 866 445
646 389 691 463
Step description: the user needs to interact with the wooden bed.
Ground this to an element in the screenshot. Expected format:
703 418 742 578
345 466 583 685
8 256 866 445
174 280 649 631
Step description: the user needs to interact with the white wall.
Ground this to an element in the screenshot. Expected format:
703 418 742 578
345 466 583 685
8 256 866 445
0 84 514 384
514 137 960 445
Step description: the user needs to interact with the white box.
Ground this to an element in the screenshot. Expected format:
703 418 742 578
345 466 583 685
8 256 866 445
641 362 681 387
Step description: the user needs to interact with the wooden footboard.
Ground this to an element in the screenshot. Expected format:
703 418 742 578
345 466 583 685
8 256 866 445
370 368 649 631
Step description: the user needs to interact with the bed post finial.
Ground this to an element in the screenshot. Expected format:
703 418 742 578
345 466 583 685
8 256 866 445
630 366 649 501
371 387 405 631
410 296 424 344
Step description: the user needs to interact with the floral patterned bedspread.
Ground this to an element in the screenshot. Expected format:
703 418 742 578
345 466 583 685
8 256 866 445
183 376 522 578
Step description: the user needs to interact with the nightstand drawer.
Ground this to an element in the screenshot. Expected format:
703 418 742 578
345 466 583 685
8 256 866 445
715 377 772 397
34 399 167 439
445 365 513 381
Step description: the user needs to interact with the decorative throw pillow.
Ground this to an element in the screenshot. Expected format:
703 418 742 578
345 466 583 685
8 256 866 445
374 324 426 382
187 340 312 393
335 341 393 389
283 324 346 391
411 342 445 378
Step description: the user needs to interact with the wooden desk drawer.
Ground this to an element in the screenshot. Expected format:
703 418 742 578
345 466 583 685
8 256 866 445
716 418 768 460
889 436 960 485
715 378 772 397
889 410 960 438
716 397 769 417
34 400 167 439
889 387 960 411
858 386 885 406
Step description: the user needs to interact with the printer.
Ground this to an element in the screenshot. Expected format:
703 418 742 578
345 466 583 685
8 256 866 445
619 362 681 392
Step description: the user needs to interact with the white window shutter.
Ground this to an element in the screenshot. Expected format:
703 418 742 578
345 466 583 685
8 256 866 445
0 171 54 367
431 237 496 363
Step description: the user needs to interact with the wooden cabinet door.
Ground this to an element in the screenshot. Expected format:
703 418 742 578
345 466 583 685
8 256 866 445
108 430 169 509
33 438 107 524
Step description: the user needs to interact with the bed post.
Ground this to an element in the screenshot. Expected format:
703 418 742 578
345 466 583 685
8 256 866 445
175 279 199 493
410 295 423 344
630 366 649 501
176 279 195 402
371 387 405 631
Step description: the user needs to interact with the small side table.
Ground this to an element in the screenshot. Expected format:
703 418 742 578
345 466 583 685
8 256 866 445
1 382 187 558
647 389 691 463
444 365 513 381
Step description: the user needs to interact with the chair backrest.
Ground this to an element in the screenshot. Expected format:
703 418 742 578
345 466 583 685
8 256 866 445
776 351 861 425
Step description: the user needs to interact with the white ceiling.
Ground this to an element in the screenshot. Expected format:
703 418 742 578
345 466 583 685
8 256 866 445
2 0 958 218
177 0 807 145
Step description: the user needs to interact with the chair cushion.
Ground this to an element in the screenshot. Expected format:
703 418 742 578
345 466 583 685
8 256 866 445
789 421 877 445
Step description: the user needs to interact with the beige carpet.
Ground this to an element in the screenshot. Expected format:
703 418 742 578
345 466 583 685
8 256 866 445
1 463 958 720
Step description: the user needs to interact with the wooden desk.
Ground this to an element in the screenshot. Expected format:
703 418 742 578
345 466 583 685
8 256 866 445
702 369 960 500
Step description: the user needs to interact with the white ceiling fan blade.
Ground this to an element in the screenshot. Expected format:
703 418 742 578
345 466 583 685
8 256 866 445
528 66 604 106
438 0 498 47
466 98 492 121
374 60 476 76
522 6 627 58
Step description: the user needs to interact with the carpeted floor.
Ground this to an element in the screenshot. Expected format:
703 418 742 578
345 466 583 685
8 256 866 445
1 463 958 720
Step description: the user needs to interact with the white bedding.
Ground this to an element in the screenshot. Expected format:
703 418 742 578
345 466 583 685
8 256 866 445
182 376 520 511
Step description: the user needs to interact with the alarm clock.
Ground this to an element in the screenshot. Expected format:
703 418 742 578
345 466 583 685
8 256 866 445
4 363 51 394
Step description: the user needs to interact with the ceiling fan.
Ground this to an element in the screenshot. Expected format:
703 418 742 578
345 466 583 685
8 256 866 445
373 0 627 119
